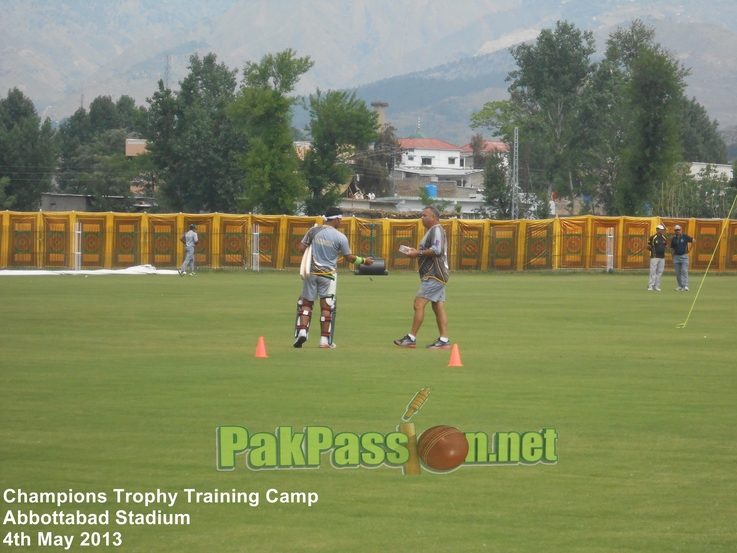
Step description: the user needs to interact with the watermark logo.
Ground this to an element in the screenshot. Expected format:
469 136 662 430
216 387 557 475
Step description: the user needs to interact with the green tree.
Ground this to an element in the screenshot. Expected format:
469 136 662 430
116 95 146 133
567 56 628 214
61 129 144 211
144 86 177 198
472 19 708 217
350 124 401 198
468 132 490 168
228 49 313 214
508 21 595 202
88 96 122 135
302 89 379 215
480 153 511 219
604 19 657 67
0 88 56 210
679 96 728 164
146 53 245 212
616 45 687 214
0 176 13 208
658 163 736 218
590 19 690 215
695 165 736 218
472 21 597 211
471 100 545 198
58 108 92 194
58 94 150 210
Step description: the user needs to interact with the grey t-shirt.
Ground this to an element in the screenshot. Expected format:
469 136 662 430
419 224 449 283
183 230 198 248
302 226 351 275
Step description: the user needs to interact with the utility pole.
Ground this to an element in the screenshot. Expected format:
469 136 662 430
511 127 519 219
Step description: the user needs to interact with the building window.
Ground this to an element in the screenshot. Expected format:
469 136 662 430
460 158 465 167
448 157 456 165
408 155 414 161
421 157 432 166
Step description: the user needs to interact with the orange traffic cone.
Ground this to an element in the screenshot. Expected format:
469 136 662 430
448 344 462 367
255 336 268 358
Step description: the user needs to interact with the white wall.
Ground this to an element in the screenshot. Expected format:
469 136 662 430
401 148 462 169
690 162 733 180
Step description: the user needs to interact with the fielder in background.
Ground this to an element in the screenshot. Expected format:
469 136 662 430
395 206 451 350
179 223 199 276
646 224 668 291
294 207 373 349
671 224 694 291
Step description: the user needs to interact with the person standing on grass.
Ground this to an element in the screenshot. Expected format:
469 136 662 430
646 224 667 291
179 224 198 276
671 224 694 291
293 206 373 349
394 205 451 349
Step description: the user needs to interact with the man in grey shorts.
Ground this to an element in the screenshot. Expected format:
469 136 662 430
294 207 373 349
394 206 451 349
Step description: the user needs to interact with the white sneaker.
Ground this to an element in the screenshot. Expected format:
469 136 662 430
676 287 682 291
684 287 689 291
655 287 661 291
647 287 653 291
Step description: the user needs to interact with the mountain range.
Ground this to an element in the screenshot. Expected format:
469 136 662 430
1 0 736 149
350 15 737 146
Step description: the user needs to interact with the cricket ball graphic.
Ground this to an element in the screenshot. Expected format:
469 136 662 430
416 425 469 471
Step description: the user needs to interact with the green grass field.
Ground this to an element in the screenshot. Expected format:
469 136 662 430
1 270 736 552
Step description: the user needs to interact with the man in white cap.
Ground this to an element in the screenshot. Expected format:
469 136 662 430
670 224 694 291
646 224 667 291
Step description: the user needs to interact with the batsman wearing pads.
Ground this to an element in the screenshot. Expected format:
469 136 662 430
294 207 373 349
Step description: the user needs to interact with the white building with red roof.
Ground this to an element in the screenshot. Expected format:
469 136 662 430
340 113 501 218
395 131 484 189
459 140 509 169
345 129 487 217
399 137 466 170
